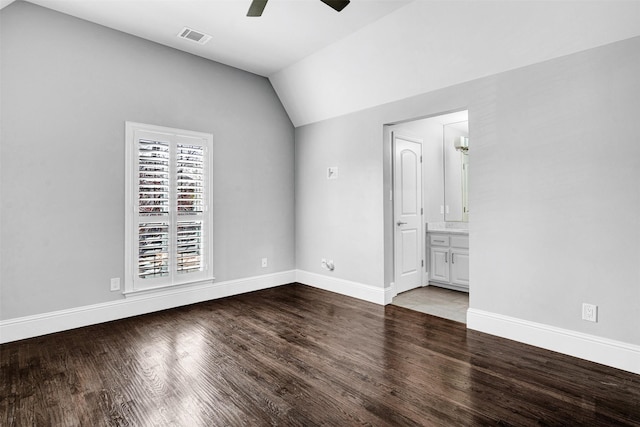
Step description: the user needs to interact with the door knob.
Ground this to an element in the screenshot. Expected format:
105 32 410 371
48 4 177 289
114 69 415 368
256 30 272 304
397 221 407 226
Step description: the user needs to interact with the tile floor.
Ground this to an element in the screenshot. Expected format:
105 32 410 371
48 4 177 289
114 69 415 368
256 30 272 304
392 285 469 323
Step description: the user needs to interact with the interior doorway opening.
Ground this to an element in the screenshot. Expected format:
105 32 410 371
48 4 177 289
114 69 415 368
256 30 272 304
386 110 470 323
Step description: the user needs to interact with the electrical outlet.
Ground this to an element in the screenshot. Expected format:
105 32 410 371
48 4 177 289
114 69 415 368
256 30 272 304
321 258 327 269
582 303 598 322
110 277 121 291
261 258 268 268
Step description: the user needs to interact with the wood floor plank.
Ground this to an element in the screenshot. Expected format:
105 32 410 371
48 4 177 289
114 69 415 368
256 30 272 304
1 283 639 426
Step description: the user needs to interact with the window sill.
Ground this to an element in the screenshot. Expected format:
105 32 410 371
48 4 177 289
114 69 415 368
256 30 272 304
123 277 216 298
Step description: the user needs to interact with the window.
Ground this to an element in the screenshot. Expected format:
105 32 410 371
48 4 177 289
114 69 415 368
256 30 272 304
125 122 213 293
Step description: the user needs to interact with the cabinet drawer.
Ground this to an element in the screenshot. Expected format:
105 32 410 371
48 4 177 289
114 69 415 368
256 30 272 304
429 234 449 246
450 234 469 249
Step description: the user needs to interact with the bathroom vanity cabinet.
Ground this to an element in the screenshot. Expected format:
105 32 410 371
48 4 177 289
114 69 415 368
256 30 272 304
428 231 469 292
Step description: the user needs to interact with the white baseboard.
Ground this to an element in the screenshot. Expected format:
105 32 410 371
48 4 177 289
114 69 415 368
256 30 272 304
295 270 386 305
467 308 640 375
8 275 635 376
0 270 296 344
384 282 397 305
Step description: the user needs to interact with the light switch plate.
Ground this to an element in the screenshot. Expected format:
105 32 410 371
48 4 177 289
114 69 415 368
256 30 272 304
327 167 338 179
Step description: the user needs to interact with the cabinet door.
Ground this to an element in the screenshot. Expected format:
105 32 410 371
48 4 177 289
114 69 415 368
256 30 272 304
429 247 450 283
450 248 469 288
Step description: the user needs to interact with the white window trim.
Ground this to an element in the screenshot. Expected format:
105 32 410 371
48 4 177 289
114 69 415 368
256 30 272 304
124 122 214 295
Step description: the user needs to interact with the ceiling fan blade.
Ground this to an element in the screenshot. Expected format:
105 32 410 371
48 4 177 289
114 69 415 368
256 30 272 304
320 0 350 12
247 0 268 17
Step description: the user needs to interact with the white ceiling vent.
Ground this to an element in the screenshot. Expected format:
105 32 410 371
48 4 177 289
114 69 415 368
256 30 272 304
177 27 212 45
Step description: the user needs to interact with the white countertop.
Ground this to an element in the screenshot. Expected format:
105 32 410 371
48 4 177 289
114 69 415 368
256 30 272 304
427 228 469 235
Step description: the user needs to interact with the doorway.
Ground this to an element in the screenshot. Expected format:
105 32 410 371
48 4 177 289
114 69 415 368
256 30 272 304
387 110 470 323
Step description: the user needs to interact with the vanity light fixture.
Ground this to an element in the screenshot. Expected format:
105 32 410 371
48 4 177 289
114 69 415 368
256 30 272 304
454 136 469 153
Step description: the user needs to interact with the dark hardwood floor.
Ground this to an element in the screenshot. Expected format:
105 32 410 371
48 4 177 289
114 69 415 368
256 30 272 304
1 283 639 426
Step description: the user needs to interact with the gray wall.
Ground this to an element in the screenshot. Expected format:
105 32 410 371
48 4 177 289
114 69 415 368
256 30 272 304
296 37 640 345
296 115 386 286
0 2 295 319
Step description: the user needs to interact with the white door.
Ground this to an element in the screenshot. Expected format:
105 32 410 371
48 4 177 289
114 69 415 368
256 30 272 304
393 133 423 294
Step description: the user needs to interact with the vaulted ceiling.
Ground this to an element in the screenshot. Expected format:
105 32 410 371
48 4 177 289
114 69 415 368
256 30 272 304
4 0 640 126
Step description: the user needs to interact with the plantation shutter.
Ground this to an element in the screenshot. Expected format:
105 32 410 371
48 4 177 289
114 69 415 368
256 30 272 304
176 140 206 276
126 123 212 292
138 139 170 280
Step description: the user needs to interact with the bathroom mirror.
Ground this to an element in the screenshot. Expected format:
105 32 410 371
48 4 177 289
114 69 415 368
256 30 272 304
443 121 469 222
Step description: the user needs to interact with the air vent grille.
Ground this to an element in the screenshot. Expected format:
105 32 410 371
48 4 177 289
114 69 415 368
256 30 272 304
177 27 212 45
